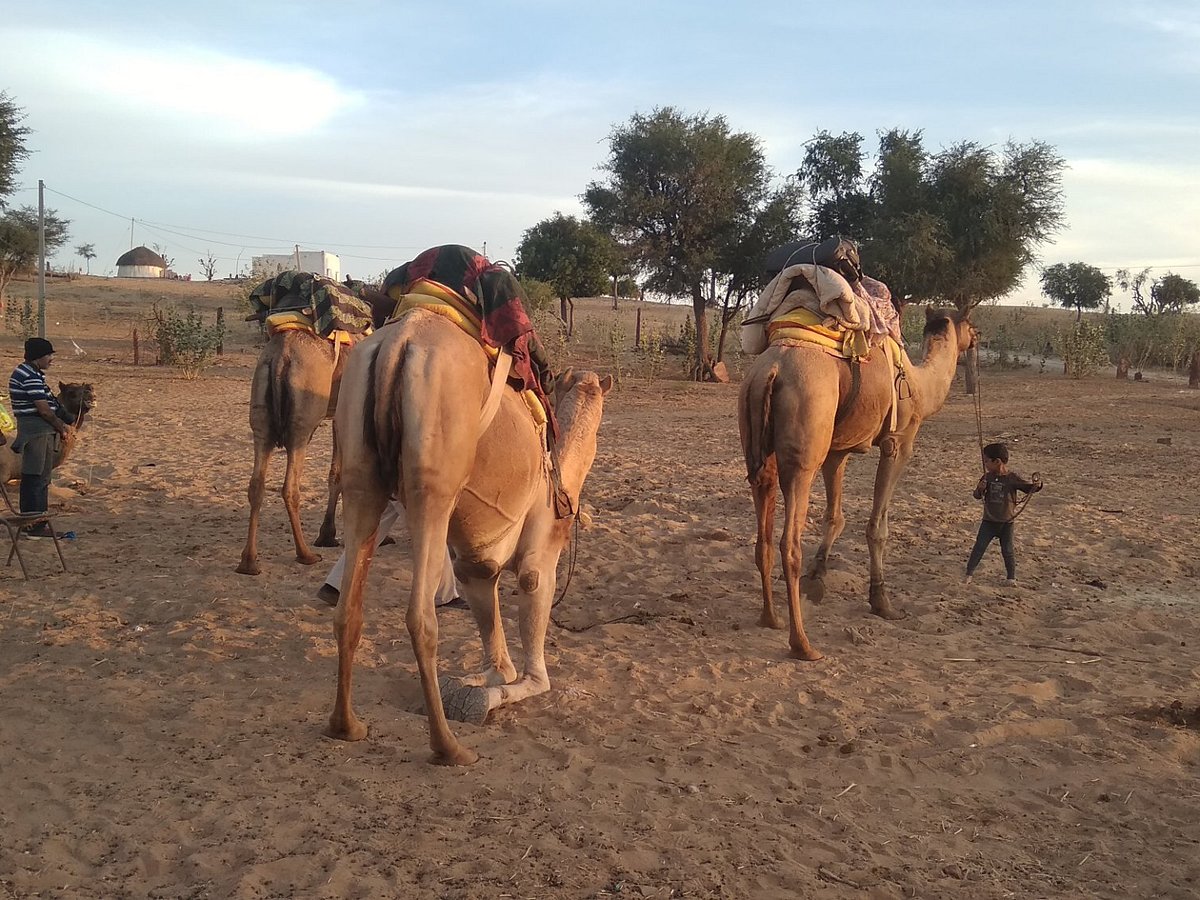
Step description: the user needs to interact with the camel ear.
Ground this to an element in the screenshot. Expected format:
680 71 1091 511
59 381 66 391
924 305 937 322
598 374 614 395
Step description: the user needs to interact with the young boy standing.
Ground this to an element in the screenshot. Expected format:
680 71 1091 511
966 442 1043 584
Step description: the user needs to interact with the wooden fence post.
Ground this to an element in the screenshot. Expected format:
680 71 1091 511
216 306 224 355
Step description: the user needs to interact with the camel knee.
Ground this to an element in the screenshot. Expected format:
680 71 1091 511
518 569 540 594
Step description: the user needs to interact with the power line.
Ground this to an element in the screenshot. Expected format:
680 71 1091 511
42 183 431 254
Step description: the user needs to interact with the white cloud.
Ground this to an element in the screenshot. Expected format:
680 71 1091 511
4 28 363 139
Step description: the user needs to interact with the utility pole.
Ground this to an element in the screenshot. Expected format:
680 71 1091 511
37 180 46 338
482 241 487 258
130 217 135 248
294 244 301 270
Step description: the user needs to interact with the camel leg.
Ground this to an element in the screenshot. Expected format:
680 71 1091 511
866 433 916 620
750 455 783 630
282 443 321 566
314 420 340 548
325 488 388 742
235 439 273 575
455 571 518 688
779 465 823 661
407 496 478 766
803 450 851 604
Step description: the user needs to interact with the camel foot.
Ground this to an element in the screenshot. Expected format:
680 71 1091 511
313 534 339 548
758 609 785 630
430 744 479 766
379 535 396 547
790 645 825 662
316 584 339 607
802 575 826 604
295 551 322 566
235 559 261 576
438 676 492 725
871 604 908 622
324 716 368 742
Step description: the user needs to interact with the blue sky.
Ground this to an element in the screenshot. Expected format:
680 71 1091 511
3 0 1197 306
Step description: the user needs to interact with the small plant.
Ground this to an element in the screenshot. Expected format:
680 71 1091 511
606 318 627 387
642 329 666 381
152 304 226 378
1057 321 1108 379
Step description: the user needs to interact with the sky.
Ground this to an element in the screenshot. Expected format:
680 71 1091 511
2 0 1198 308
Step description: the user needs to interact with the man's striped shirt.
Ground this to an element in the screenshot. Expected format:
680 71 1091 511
9 362 53 418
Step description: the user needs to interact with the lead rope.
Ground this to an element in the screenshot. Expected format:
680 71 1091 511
972 361 1038 521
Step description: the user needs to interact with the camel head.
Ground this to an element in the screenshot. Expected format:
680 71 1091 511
58 382 97 420
551 368 613 512
923 307 978 353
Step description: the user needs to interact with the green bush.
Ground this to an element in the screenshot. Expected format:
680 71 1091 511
153 305 226 378
518 277 556 314
1057 321 1108 379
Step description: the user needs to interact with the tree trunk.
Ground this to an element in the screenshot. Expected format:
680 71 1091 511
1189 348 1200 389
568 300 575 338
612 275 618 310
963 344 979 395
559 296 569 325
634 307 642 350
692 285 711 381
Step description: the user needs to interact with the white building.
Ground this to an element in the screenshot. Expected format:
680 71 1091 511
116 246 167 278
252 250 340 281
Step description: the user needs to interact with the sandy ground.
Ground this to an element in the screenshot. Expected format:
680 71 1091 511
2 302 1199 899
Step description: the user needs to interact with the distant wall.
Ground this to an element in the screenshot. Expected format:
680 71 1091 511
116 265 165 278
251 251 340 281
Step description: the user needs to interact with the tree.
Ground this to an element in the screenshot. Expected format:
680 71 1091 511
0 206 71 317
793 130 1066 312
151 243 176 272
1117 268 1200 316
198 250 218 281
515 213 612 334
76 243 96 275
1040 262 1112 320
585 107 778 378
0 92 32 207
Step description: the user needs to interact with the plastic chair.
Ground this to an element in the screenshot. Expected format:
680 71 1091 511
0 480 67 579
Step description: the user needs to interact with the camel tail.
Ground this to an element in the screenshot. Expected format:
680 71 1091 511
363 340 405 497
740 362 779 481
265 352 292 449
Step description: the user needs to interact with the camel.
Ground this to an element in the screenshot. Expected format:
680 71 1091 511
0 382 96 484
325 309 611 765
235 329 365 575
738 306 977 660
235 283 393 576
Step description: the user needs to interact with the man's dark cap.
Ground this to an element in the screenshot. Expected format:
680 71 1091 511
24 337 55 361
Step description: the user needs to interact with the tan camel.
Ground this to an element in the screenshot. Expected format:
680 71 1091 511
0 382 96 484
235 330 367 575
324 310 611 765
738 307 977 660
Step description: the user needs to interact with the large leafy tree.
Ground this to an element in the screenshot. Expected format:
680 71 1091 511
515 213 613 330
585 107 777 378
0 92 32 208
0 206 71 316
795 130 1066 311
1040 262 1112 320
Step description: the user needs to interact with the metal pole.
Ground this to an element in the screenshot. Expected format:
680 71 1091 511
37 179 46 338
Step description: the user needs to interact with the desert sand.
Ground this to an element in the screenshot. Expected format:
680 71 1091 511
1 282 1198 899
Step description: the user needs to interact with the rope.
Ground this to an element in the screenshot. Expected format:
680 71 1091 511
971 355 1038 522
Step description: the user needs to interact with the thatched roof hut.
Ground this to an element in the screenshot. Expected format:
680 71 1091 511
116 246 167 278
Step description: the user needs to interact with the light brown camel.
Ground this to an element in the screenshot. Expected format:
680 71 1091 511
0 382 96 484
325 309 611 765
235 330 366 575
738 307 977 660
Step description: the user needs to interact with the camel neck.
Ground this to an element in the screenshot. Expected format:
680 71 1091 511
910 330 962 416
553 386 604 505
